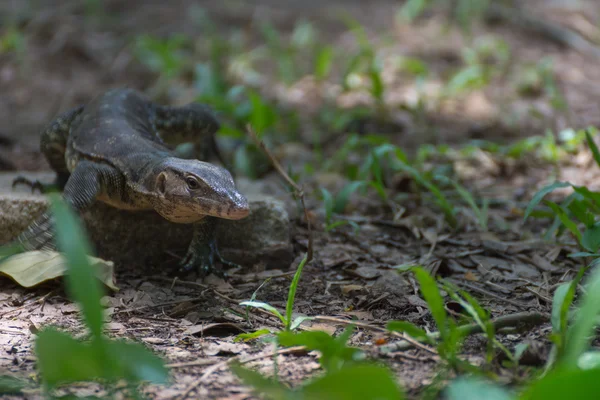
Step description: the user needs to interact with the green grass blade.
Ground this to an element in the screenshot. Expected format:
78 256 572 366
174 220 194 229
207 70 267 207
523 181 571 221
49 194 104 339
445 376 515 400
562 265 600 368
285 253 308 331
314 45 333 80
333 181 366 214
411 267 448 339
239 301 286 324
394 163 457 227
437 175 486 229
544 201 582 243
585 129 600 169
320 188 334 223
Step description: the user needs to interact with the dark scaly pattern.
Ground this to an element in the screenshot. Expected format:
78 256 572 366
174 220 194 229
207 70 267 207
151 102 227 165
11 87 249 278
40 105 85 189
17 161 125 252
151 103 220 146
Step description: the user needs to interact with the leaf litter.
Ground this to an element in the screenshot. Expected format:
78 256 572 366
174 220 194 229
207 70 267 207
1 0 600 399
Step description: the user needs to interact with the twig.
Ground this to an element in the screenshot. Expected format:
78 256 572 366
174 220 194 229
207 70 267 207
150 276 244 303
178 345 307 400
114 296 206 315
312 316 438 356
450 281 530 309
246 124 313 262
0 291 56 317
524 286 553 304
166 359 216 369
486 3 600 59
379 311 549 353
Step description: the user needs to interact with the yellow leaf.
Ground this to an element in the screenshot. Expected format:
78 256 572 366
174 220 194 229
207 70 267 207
0 250 118 291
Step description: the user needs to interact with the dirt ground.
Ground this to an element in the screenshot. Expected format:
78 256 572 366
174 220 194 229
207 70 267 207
2 0 600 399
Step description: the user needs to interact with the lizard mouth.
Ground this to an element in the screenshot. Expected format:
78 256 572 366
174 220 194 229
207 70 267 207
191 197 250 220
220 207 250 220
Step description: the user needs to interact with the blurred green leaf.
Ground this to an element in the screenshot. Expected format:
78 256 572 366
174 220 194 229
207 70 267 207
291 19 317 49
561 265 600 369
107 339 169 384
49 194 104 339
234 329 272 342
582 223 600 253
386 321 431 343
551 282 573 339
446 65 487 94
369 58 385 102
0 375 28 395
398 56 429 77
398 0 431 22
248 90 276 135
412 267 448 339
437 175 487 229
230 363 289 399
578 351 600 371
573 186 600 210
394 162 457 227
544 200 582 243
520 366 600 399
133 34 188 78
290 316 313 331
445 376 515 400
586 129 600 169
300 364 405 400
36 328 111 388
567 199 595 228
36 327 168 390
321 188 334 223
314 45 334 81
277 328 363 372
334 181 366 214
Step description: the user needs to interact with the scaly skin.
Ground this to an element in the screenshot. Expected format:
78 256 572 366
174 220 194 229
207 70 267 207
11 88 249 278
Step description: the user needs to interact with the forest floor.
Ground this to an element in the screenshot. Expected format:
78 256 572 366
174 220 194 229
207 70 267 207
2 0 600 399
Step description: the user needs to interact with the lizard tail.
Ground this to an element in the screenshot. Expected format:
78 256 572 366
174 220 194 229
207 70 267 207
15 212 57 252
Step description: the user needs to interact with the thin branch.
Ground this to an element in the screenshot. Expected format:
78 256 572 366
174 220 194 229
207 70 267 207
178 345 307 400
486 4 600 59
246 124 313 262
379 311 549 353
313 315 438 356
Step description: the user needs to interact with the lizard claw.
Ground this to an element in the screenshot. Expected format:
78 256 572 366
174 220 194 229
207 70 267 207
177 240 236 279
12 176 47 194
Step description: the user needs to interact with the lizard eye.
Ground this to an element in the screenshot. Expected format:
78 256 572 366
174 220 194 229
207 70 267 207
186 177 200 189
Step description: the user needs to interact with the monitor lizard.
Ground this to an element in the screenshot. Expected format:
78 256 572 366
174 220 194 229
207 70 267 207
10 87 250 278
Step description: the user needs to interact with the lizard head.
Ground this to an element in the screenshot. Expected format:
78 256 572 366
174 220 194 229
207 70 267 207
153 157 250 223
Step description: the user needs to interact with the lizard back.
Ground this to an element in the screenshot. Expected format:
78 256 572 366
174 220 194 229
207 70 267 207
66 88 172 187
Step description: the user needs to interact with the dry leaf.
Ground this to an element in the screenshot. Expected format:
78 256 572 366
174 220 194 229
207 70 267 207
0 250 118 290
303 322 337 335
341 284 364 295
464 271 479 281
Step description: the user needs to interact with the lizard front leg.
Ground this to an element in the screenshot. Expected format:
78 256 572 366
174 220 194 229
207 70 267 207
16 160 121 252
178 216 241 279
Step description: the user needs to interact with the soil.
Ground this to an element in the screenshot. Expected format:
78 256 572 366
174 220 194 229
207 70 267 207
2 0 600 399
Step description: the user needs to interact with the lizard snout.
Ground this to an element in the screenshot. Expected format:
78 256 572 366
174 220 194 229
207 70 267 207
225 192 250 219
